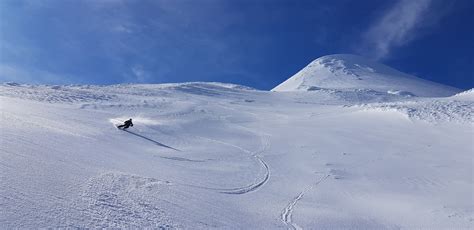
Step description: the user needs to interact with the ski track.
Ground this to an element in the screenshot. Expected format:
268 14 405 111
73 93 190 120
115 103 272 195
195 131 271 195
111 117 271 195
219 156 269 194
281 174 330 230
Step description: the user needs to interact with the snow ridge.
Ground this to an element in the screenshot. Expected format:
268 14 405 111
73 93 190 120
272 54 459 97
358 90 474 123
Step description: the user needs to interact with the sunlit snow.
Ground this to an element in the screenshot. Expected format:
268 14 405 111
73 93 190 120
1 55 472 229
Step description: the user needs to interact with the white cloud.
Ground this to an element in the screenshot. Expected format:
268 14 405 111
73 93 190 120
363 0 433 60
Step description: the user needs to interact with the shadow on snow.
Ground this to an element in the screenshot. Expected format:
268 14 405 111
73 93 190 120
122 129 180 151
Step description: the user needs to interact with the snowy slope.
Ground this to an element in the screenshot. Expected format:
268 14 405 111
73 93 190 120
272 54 460 97
357 89 474 123
0 80 472 228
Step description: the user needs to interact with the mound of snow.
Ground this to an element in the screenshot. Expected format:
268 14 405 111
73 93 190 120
272 54 459 97
359 99 473 123
451 88 474 100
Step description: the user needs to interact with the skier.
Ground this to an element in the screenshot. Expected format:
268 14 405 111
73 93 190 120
117 118 133 130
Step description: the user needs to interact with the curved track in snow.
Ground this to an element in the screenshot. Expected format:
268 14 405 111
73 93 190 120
112 109 271 195
196 133 270 195
281 174 329 230
219 156 269 194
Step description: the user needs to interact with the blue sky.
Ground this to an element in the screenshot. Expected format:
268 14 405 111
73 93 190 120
0 0 473 90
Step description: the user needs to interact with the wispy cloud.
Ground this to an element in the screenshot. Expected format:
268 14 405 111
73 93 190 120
362 0 433 60
112 24 133 34
129 65 151 83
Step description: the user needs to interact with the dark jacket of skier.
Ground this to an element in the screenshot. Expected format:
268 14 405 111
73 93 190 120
118 118 133 129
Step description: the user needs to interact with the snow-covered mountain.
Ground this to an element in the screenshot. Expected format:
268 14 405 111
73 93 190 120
1 57 473 229
272 54 460 97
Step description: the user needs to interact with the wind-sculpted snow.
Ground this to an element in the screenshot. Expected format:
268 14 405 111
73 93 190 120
273 54 460 97
0 83 117 103
359 96 474 123
0 82 258 112
452 88 474 100
1 79 472 228
77 173 175 228
298 87 418 104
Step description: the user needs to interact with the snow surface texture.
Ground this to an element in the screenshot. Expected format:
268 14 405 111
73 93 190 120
272 54 459 97
1 56 473 229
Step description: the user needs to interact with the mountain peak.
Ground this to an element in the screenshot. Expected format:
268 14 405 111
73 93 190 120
272 54 459 97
